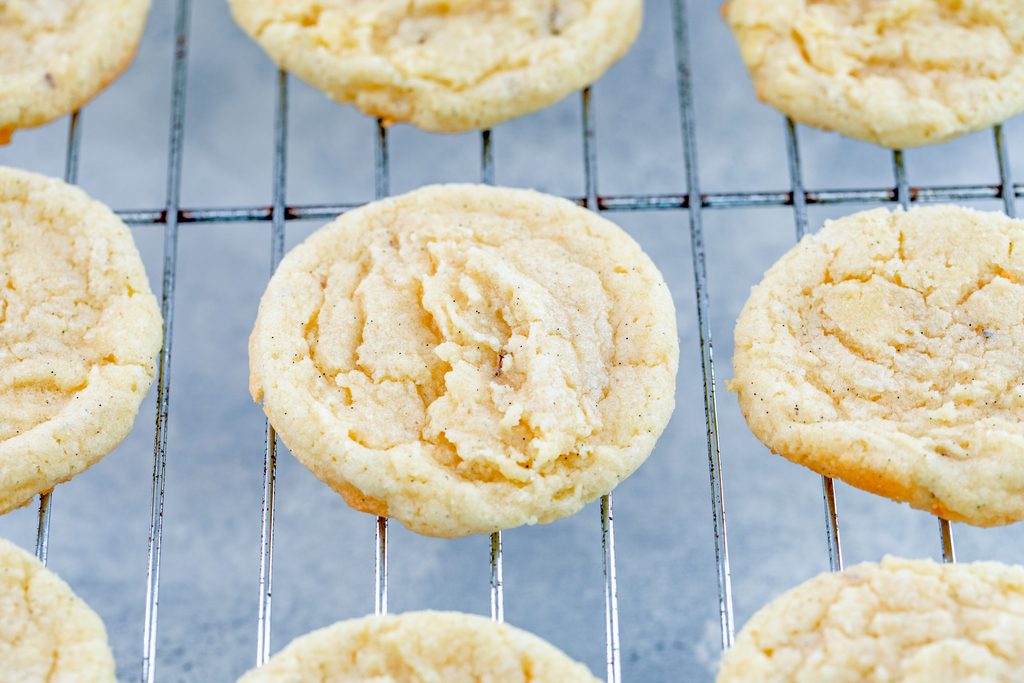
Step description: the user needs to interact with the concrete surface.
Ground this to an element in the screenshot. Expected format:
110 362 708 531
2 1 1023 681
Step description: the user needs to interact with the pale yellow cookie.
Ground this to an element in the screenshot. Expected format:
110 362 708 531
236 610 599 683
730 205 1024 526
0 537 116 683
0 166 162 515
249 184 678 537
718 556 1024 683
0 0 151 144
227 0 641 133
723 0 1024 148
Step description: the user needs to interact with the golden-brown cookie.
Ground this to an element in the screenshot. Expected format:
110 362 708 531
0 166 162 515
0 537 116 683
249 184 678 537
236 610 599 683
730 205 1024 526
723 0 1024 148
228 0 641 132
0 0 151 144
718 557 1024 683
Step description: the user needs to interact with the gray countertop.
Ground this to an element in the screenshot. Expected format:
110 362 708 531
2 1 1023 681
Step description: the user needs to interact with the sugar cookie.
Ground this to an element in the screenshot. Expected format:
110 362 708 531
719 557 1024 682
249 184 678 537
731 205 1024 526
0 0 150 143
0 537 116 683
0 167 162 514
229 0 641 132
724 0 1024 147
237 611 599 683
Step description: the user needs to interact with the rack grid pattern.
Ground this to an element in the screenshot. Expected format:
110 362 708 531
21 0 1020 680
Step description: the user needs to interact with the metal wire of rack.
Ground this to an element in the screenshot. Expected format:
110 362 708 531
18 0 1023 679
32 109 81 569
251 75 623 678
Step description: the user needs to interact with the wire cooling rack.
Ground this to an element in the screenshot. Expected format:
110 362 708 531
19 0 1023 681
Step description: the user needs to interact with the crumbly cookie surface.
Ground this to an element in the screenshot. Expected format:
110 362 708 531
0 167 162 515
0 0 150 143
228 0 641 132
723 0 1024 148
718 557 1024 683
249 184 678 537
0 538 116 683
237 610 599 682
730 205 1024 526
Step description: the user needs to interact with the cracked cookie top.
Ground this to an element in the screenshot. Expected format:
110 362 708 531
249 184 678 537
723 0 1024 148
0 167 162 515
0 537 116 683
730 205 1024 526
0 0 150 143
227 0 641 132
718 557 1024 682
237 610 599 682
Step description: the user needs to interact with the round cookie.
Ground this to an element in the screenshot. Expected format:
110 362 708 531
718 557 1024 682
723 0 1024 148
730 205 1024 527
0 166 162 515
228 0 641 133
249 184 678 537
0 537 116 683
237 610 599 682
0 0 151 144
